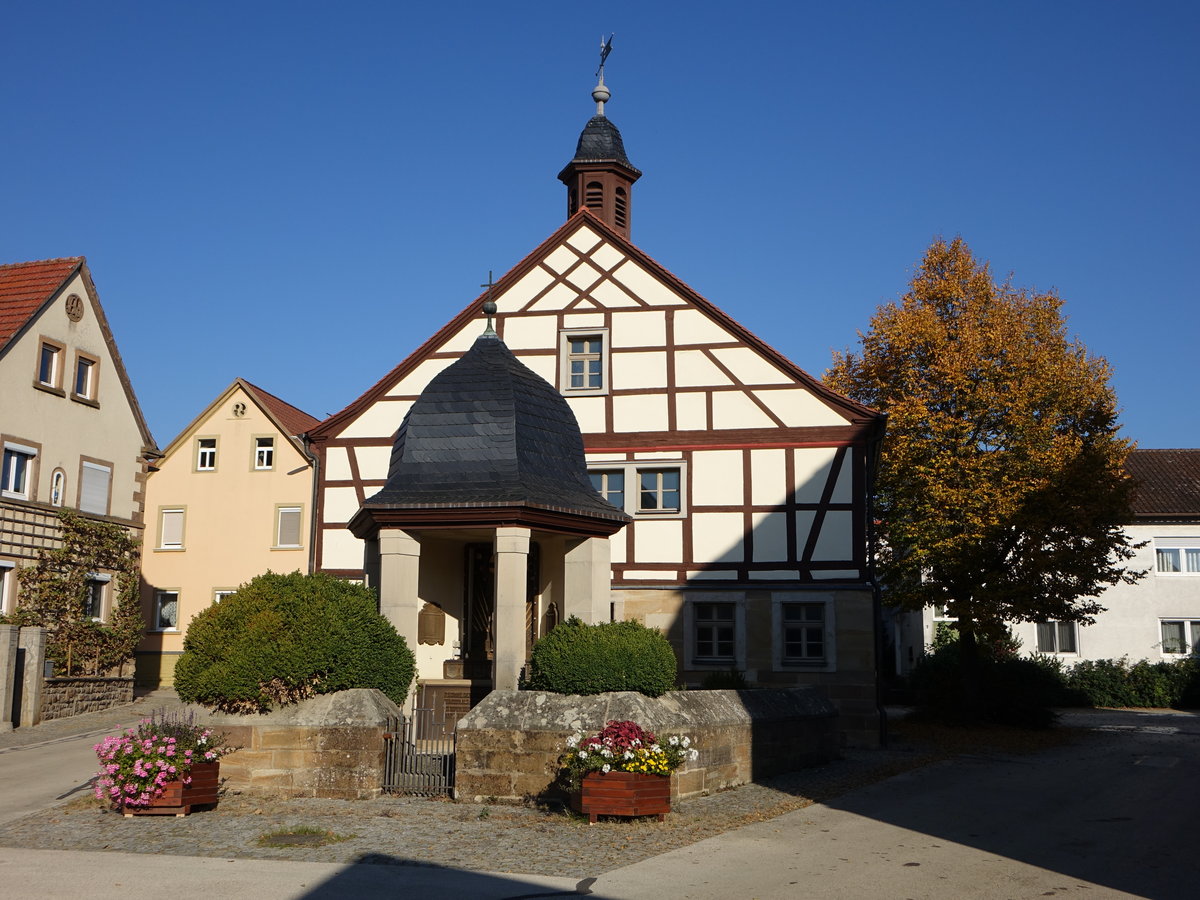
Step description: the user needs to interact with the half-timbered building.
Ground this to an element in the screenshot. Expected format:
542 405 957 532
307 77 886 744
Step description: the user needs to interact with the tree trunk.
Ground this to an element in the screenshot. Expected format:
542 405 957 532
957 626 982 721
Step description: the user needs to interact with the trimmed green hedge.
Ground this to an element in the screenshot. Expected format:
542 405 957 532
174 572 415 712
522 617 677 697
1064 657 1200 709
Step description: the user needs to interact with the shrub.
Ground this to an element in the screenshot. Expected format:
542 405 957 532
173 571 415 712
909 640 1065 728
523 617 677 697
1065 657 1200 709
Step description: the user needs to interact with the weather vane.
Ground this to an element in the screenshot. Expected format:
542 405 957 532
596 34 614 78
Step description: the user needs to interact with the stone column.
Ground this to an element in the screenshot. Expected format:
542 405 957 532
378 529 422 656
0 625 18 732
17 626 46 728
564 536 612 624
493 526 530 691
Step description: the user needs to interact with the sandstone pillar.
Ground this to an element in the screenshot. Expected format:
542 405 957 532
564 536 612 624
493 527 530 691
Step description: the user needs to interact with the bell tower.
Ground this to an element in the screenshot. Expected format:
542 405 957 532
557 37 641 239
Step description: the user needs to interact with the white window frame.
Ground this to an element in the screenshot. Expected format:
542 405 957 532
35 339 64 391
254 436 275 471
154 589 180 631
83 573 111 622
684 597 746 670
1036 620 1078 654
558 328 610 396
1160 619 1200 656
274 505 303 549
195 437 218 472
0 561 15 616
588 461 687 519
772 594 837 672
50 468 66 507
158 508 185 550
1 442 37 501
213 589 236 603
1155 538 1200 575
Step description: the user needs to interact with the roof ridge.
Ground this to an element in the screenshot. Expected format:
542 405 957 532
0 256 84 271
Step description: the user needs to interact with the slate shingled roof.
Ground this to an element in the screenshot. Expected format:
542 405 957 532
1126 449 1200 520
363 332 629 523
0 257 83 350
568 115 640 173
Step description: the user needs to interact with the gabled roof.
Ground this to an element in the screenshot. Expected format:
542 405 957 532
310 208 882 440
242 380 320 437
0 257 85 350
0 256 157 453
158 378 317 462
1126 449 1200 520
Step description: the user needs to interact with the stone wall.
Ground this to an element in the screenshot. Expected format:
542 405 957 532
40 676 133 721
455 688 839 803
193 689 400 800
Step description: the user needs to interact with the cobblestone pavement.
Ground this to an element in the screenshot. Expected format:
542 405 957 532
0 696 1106 879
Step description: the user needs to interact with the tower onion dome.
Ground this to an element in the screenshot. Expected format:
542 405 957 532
361 332 629 526
567 114 640 173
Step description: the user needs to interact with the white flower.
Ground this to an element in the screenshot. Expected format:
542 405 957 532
578 750 588 759
601 748 613 758
668 736 679 746
602 764 611 774
566 734 580 748
650 744 661 753
681 737 691 749
689 748 699 761
623 750 634 760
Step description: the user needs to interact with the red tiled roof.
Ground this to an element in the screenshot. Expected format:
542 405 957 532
1126 449 1200 519
241 379 320 437
0 257 83 349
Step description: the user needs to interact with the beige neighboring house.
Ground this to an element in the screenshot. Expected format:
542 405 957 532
0 257 158 621
137 379 318 686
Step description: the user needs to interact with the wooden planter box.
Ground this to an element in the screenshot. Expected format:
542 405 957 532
122 761 220 817
570 771 671 824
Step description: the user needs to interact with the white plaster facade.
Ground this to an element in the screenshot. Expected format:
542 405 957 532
0 258 156 626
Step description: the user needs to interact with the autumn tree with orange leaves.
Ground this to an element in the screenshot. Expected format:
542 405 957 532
826 238 1141 681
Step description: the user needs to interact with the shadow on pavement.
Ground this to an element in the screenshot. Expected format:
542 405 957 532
819 709 1200 899
298 853 592 898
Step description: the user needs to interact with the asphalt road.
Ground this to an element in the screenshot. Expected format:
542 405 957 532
0 708 1196 898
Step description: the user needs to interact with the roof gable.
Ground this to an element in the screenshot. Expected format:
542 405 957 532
311 209 880 440
158 378 317 462
0 257 84 350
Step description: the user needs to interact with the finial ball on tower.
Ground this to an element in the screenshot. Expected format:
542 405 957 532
483 300 497 317
592 83 611 105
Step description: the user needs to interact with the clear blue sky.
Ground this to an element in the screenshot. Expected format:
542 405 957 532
6 2 1197 449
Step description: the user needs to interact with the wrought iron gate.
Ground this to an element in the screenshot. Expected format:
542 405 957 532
382 706 456 796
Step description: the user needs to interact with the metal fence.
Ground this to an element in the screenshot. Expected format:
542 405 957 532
382 707 456 796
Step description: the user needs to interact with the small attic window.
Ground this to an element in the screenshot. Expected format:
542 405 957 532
615 187 627 229
585 181 604 210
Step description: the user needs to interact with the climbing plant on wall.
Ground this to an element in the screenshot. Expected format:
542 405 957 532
11 511 143 676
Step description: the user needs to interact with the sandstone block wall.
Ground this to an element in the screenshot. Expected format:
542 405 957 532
40 676 133 721
191 689 401 800
455 688 839 803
